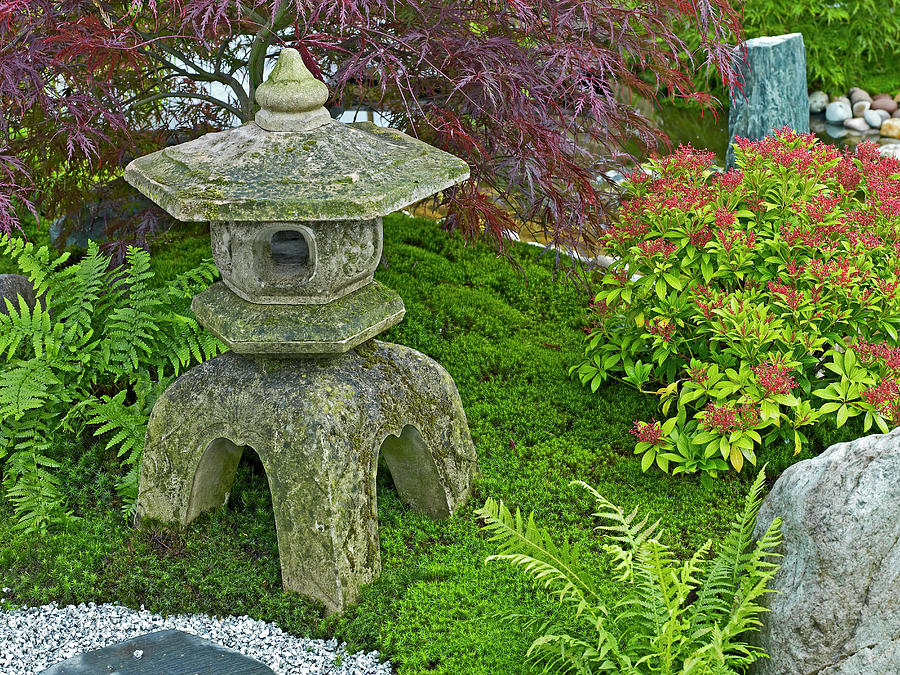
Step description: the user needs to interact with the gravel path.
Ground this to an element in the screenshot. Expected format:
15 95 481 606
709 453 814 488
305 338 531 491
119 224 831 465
0 600 393 675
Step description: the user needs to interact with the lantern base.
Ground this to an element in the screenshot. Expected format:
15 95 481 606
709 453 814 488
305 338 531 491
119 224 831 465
134 340 478 614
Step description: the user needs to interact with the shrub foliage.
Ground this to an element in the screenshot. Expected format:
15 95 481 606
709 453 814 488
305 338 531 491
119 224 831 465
0 235 223 532
574 132 900 481
478 469 781 674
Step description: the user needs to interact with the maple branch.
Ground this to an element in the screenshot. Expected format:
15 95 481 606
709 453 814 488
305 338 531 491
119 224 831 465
131 92 243 120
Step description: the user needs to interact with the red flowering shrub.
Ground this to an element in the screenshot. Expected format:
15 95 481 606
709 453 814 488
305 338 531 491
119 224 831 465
574 130 900 482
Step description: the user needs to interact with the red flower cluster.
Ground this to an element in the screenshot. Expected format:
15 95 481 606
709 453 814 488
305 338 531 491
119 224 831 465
652 145 717 175
736 128 839 175
688 362 709 383
648 319 675 342
716 228 755 252
876 277 900 297
828 156 862 192
701 401 761 433
785 260 806 278
803 193 842 224
713 170 745 192
693 283 725 317
689 226 715 248
863 378 900 420
767 281 802 310
714 207 736 229
753 361 797 396
636 239 677 257
855 340 900 372
630 419 664 445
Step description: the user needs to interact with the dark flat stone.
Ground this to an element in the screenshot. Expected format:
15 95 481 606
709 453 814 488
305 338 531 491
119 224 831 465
38 629 275 674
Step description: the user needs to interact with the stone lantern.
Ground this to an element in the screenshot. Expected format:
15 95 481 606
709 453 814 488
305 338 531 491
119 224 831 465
125 49 478 614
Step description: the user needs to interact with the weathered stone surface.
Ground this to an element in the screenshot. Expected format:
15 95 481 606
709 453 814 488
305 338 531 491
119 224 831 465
191 281 405 355
825 100 852 124
727 34 808 168
39 629 274 674
880 144 900 160
0 274 35 315
751 428 900 675
124 120 469 223
808 90 828 113
254 48 331 133
136 342 479 614
210 217 382 305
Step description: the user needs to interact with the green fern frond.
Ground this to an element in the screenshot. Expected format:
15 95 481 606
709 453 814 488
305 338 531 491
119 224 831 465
573 481 661 583
478 498 601 612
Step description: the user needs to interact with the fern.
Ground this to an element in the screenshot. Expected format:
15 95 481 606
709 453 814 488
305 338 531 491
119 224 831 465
0 233 224 531
477 468 782 675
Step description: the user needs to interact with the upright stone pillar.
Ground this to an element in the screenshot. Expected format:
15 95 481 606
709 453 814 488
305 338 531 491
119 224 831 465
726 33 808 169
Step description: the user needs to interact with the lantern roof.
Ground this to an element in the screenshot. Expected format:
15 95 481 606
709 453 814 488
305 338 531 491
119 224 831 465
124 49 470 223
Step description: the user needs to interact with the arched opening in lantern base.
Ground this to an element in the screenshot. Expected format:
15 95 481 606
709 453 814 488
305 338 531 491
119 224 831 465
378 424 450 520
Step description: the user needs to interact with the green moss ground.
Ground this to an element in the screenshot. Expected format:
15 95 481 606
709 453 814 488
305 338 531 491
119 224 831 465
0 214 861 673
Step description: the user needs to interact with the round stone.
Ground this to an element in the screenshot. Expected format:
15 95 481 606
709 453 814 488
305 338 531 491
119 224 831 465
850 88 872 104
872 98 899 113
809 90 828 113
843 117 871 133
874 92 893 101
864 108 885 129
852 100 871 117
881 118 900 139
825 100 852 123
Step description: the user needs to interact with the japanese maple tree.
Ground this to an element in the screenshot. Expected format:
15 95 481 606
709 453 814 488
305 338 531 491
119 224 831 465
1 0 743 255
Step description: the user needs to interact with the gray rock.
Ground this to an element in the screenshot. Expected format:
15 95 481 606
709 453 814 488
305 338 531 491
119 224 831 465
825 100 852 123
727 33 808 169
136 343 479 615
865 108 885 129
38 629 274 674
0 274 35 315
752 428 900 674
831 95 851 107
879 144 900 159
808 90 828 113
843 116 870 132
852 99 871 117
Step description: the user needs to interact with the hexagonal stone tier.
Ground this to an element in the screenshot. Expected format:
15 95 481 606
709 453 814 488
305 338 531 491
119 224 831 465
123 120 470 223
191 281 405 356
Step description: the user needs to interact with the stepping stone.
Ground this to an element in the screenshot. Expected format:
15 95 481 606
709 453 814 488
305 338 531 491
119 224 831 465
38 629 275 674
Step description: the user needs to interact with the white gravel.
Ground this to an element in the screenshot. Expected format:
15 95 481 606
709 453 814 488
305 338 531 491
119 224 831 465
0 600 393 675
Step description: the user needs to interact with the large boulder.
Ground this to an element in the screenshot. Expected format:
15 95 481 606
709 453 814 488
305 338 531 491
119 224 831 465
752 428 900 674
0 274 36 315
